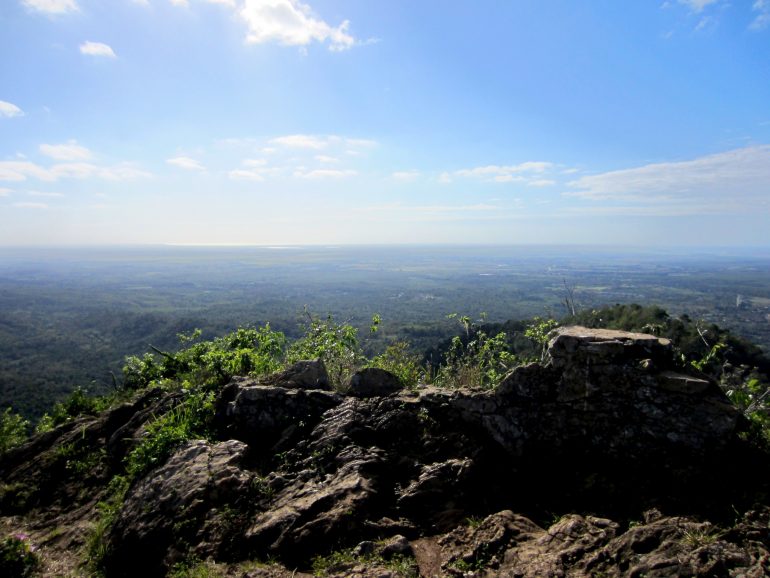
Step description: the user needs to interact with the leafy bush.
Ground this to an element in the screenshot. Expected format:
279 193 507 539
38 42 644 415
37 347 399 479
125 390 215 479
369 341 423 389
434 314 518 389
287 314 364 388
35 387 108 433
0 409 29 454
121 324 287 393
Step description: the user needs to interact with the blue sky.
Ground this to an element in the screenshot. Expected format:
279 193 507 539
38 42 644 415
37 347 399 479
1 0 769 246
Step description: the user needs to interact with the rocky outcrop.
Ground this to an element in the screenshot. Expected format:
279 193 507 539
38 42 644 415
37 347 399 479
2 328 769 577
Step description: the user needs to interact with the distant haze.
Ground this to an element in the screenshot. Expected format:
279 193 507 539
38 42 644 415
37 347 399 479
1 1 769 246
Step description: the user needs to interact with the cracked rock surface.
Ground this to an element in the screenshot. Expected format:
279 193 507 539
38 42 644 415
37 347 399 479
2 327 769 577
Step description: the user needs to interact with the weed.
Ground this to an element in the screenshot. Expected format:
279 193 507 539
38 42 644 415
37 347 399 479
680 526 719 548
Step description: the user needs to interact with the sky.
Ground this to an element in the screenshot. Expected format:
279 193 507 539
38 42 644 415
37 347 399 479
1 0 770 247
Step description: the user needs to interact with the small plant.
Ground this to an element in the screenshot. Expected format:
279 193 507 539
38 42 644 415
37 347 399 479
86 475 129 572
168 556 229 578
680 526 719 548
524 316 559 363
311 549 358 575
0 533 40 577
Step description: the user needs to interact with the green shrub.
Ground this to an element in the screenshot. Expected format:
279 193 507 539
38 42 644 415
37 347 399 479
434 314 518 389
123 324 286 391
35 387 107 434
125 390 215 479
287 314 364 388
0 409 29 454
369 341 422 389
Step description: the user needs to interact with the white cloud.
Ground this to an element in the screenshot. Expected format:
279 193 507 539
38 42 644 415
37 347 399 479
677 0 720 12
0 159 150 181
0 101 24 118
39 140 92 161
293 168 356 179
270 134 329 149
166 156 205 171
169 0 190 6
344 138 377 149
131 0 150 5
27 190 64 197
451 161 556 185
0 161 53 181
22 0 78 14
239 0 356 51
566 146 770 213
228 158 280 180
228 169 265 181
13 202 48 209
391 170 420 182
80 41 117 58
315 155 339 164
0 188 12 196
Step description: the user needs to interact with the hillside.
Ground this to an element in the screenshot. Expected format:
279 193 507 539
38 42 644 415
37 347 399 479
1 325 769 577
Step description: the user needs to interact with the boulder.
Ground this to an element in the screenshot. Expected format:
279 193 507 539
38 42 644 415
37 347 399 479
260 359 330 390
346 367 403 398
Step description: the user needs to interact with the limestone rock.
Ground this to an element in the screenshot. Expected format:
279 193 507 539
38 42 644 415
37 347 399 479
2 326 769 577
105 440 254 576
260 359 331 390
346 368 403 398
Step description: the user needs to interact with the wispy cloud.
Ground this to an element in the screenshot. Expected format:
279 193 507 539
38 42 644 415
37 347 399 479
751 0 770 30
677 0 720 13
293 168 356 179
391 170 421 182
21 0 79 14
0 187 12 197
228 169 265 181
239 0 356 51
12 202 48 209
40 140 92 161
566 145 770 214
0 100 24 118
0 161 53 181
270 134 328 150
448 161 556 185
0 159 150 182
27 190 64 197
166 156 205 171
80 41 117 58
353 203 508 223
228 157 278 180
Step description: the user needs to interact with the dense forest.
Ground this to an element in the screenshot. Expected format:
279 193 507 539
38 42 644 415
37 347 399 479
1 246 770 420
